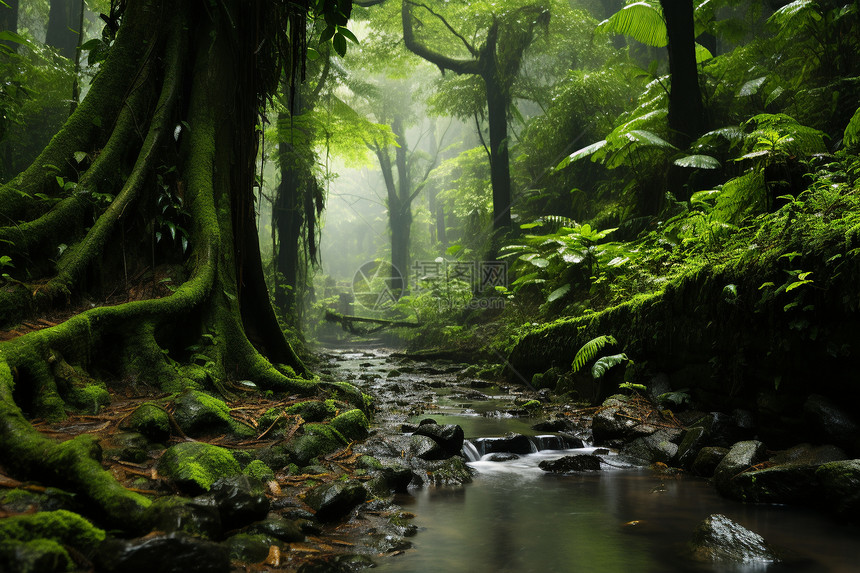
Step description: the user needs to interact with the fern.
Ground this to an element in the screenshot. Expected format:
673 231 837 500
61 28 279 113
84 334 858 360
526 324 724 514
571 335 617 373
591 353 629 379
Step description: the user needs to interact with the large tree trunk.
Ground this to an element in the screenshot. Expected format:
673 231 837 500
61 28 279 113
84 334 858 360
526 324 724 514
0 0 316 530
45 0 82 59
391 116 411 289
661 0 706 144
483 69 513 231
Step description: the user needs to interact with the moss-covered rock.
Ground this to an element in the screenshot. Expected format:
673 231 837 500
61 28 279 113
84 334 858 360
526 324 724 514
287 423 348 466
67 384 111 414
243 460 275 482
156 442 241 494
0 539 72 573
173 390 247 438
222 533 271 563
0 509 106 552
121 403 170 442
282 400 336 423
102 432 151 464
815 459 860 516
329 409 370 441
304 481 367 521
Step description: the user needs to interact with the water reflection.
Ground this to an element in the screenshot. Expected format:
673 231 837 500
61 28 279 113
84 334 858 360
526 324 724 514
376 452 860 573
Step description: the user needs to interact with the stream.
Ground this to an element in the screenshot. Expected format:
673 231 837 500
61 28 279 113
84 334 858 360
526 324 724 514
317 346 860 573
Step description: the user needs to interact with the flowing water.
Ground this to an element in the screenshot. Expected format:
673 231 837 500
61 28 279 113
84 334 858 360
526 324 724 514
320 347 860 573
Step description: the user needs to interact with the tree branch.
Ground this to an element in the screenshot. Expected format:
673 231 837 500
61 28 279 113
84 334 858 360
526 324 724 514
402 0 480 75
408 1 478 57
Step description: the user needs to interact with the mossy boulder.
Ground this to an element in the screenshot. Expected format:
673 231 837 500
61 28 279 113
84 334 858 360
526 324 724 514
691 447 729 477
815 459 860 516
0 539 72 573
102 432 151 464
121 403 170 442
329 409 370 441
287 423 348 466
172 390 253 438
222 533 271 563
157 442 242 494
243 460 275 482
0 509 106 550
67 384 111 414
284 400 336 422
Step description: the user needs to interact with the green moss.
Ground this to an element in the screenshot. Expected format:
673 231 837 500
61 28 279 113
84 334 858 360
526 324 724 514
243 460 275 482
67 384 110 414
0 509 105 551
287 423 348 466
283 400 336 423
156 441 241 493
329 409 370 441
122 402 170 442
0 539 72 573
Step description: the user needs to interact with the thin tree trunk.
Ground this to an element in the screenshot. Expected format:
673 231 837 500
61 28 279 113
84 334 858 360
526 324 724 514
661 0 705 144
46 0 82 59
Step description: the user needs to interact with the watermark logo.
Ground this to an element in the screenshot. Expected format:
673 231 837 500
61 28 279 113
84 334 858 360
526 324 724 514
352 260 404 310
411 259 508 293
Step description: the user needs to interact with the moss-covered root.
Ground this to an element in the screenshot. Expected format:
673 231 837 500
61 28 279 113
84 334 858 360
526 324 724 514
0 362 150 530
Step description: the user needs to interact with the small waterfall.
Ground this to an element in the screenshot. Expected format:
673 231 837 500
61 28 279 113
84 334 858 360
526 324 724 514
463 433 581 460
461 440 481 462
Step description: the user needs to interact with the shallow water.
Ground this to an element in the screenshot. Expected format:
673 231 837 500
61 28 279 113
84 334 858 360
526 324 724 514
377 451 860 573
320 348 860 573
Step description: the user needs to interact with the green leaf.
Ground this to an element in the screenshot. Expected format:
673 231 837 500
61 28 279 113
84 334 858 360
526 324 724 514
786 279 812 292
529 258 549 268
695 43 713 63
556 140 607 170
597 2 667 47
307 47 320 61
674 155 721 169
738 76 767 97
572 335 617 373
332 33 347 57
546 284 570 303
592 353 628 379
338 26 359 44
627 130 676 149
73 151 87 164
844 106 860 148
0 255 13 268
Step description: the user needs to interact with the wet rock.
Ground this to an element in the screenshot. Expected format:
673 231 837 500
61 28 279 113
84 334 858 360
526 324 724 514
370 532 411 553
691 447 728 477
412 423 464 457
472 433 533 456
250 517 305 542
675 426 707 469
144 497 222 538
410 434 443 460
532 419 575 432
486 453 520 462
689 412 744 449
804 395 860 453
690 514 779 564
121 403 170 442
94 533 230 573
591 398 640 444
421 457 474 486
539 455 602 473
157 442 242 494
208 476 269 529
222 533 271 562
621 429 681 465
374 465 414 493
297 554 376 573
172 390 235 437
304 481 367 521
732 463 819 504
330 409 370 441
815 459 860 516
713 441 767 499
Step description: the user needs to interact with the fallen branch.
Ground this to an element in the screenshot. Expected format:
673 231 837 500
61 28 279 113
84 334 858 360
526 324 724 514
324 310 419 335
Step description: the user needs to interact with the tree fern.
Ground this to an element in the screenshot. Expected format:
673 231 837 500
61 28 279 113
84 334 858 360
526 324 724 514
571 335 617 373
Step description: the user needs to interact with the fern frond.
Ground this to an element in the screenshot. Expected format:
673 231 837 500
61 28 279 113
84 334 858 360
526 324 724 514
591 353 628 379
571 335 617 373
597 2 667 47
